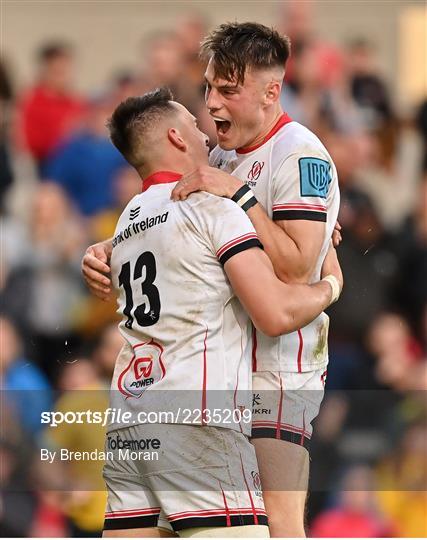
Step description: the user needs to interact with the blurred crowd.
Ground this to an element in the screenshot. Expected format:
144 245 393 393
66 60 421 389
1 3 426 537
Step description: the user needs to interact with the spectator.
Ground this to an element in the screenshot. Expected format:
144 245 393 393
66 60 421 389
73 167 140 338
174 13 209 105
28 491 69 538
0 209 30 292
310 465 393 537
307 393 350 519
281 41 366 137
138 30 186 95
91 323 125 384
16 41 85 172
0 316 52 435
45 359 108 537
109 70 139 105
44 93 126 216
175 12 209 88
90 165 141 242
328 187 398 342
416 99 427 171
172 15 217 146
280 40 329 130
0 58 14 210
346 39 393 130
277 0 344 89
368 312 426 392
0 440 39 537
1 183 87 378
376 421 427 537
28 457 69 537
392 178 427 334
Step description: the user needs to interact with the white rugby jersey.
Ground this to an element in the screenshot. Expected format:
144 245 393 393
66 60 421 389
210 114 340 373
109 171 262 434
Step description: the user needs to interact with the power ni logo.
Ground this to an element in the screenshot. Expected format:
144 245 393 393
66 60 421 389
134 357 153 379
118 340 165 398
247 161 264 182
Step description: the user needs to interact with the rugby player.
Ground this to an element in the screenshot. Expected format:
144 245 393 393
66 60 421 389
170 23 341 538
99 87 342 538
82 22 341 538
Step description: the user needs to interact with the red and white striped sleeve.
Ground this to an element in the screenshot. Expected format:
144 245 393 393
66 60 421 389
216 231 261 265
205 197 263 266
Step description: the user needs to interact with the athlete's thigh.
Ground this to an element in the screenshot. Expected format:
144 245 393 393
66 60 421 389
251 369 325 491
178 524 270 537
253 438 309 538
252 437 309 493
250 370 325 537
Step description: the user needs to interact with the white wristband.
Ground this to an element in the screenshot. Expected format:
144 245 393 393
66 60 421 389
322 275 341 305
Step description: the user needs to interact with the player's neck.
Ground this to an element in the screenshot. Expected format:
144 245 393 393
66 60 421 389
245 106 284 150
140 157 204 181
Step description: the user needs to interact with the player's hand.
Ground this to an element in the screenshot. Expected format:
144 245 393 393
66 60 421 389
171 165 243 201
332 221 342 247
81 240 113 301
321 243 343 296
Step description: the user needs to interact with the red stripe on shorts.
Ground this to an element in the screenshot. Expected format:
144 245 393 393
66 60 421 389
238 452 258 525
220 483 231 527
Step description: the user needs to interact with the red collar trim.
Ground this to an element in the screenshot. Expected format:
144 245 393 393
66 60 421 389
236 113 293 155
142 171 182 192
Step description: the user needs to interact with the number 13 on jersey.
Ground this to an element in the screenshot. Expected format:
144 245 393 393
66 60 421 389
118 251 161 329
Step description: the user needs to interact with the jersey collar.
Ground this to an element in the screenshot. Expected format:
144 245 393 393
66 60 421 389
236 112 292 155
142 171 183 192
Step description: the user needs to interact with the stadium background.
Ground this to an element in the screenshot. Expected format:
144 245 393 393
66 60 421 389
1 0 426 537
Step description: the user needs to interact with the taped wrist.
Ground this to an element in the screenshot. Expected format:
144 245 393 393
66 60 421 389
321 274 341 305
231 184 258 212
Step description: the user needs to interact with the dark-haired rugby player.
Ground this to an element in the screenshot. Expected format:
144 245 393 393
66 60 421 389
82 22 341 538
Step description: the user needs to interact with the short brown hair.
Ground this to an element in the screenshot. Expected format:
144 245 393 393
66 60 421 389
201 22 291 84
108 87 175 168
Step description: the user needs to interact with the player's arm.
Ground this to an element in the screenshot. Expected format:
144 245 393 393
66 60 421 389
202 196 341 337
256 153 332 282
224 244 342 337
171 163 327 283
244 203 324 283
81 238 113 300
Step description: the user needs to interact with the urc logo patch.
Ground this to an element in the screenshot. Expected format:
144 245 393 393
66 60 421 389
299 157 332 198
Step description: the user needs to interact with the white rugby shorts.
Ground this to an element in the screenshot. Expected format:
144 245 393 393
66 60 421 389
103 423 267 533
251 369 327 449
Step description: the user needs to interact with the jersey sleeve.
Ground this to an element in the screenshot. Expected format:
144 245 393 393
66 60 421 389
272 153 333 223
193 195 263 265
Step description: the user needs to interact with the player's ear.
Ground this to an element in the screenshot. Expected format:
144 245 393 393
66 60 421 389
264 80 281 105
168 128 187 152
